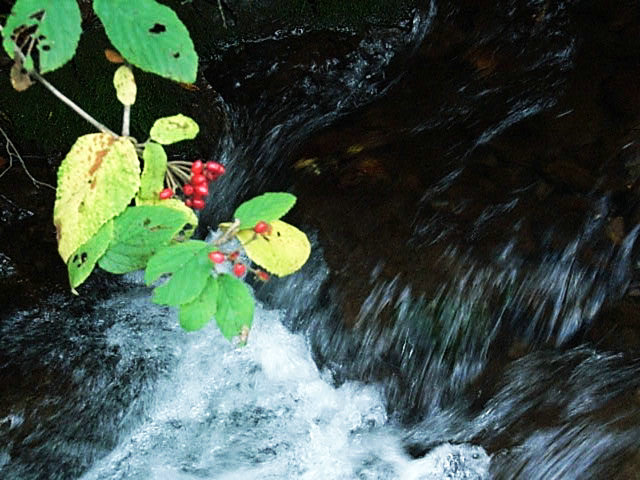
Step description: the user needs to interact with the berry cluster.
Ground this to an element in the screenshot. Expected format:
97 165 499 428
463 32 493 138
207 249 270 282
182 160 225 210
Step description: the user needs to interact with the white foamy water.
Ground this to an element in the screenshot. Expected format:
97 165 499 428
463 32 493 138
80 301 489 480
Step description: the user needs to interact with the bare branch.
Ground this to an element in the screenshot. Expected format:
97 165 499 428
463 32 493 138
0 125 55 189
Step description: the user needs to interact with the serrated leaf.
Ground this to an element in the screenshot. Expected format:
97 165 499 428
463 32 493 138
149 114 199 145
68 219 114 289
141 198 197 239
113 65 136 105
138 142 167 202
216 273 254 340
179 275 218 331
98 205 193 274
53 134 140 263
93 0 197 83
233 192 297 230
145 240 215 306
236 220 310 277
2 0 82 73
136 142 197 237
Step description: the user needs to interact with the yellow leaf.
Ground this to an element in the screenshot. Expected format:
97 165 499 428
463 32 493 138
235 220 310 277
53 134 140 262
113 65 136 106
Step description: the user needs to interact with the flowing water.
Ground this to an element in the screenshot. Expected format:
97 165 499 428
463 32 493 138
2 1 640 479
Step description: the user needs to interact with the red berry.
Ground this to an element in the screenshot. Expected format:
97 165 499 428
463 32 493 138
254 221 269 234
191 173 207 185
205 171 219 182
208 251 225 264
228 251 239 261
233 263 246 277
185 198 193 207
159 187 173 199
195 184 208 196
205 161 225 175
183 184 194 196
192 198 206 210
256 270 270 282
191 160 204 174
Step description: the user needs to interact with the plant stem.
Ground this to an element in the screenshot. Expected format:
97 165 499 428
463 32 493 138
33 72 118 137
2 33 118 138
215 219 241 246
122 104 130 137
0 125 55 189
217 0 228 28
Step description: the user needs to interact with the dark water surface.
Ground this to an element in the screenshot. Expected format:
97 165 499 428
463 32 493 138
2 1 640 478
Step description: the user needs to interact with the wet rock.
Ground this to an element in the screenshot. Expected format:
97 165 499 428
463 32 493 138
543 160 597 193
601 69 640 120
615 449 640 480
588 297 640 353
266 0 640 423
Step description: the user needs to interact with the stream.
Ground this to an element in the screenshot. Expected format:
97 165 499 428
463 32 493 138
2 1 640 479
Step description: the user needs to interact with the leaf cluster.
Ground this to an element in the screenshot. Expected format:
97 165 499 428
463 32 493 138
1 0 312 344
2 0 198 83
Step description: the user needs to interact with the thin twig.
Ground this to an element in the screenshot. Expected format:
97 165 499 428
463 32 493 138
122 104 130 137
217 0 228 28
33 72 118 137
4 32 118 137
167 161 192 184
0 125 55 189
215 219 241 246
165 169 178 193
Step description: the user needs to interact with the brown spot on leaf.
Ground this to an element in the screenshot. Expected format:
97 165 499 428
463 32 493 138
88 148 108 176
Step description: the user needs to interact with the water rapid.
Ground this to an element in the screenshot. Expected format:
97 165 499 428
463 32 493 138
2 1 640 479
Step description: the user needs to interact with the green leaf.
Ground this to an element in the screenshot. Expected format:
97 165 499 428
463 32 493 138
136 142 198 238
216 273 254 341
68 219 114 289
149 114 199 145
140 198 198 239
99 205 193 274
233 192 297 230
53 134 140 263
179 275 218 331
93 0 197 83
138 142 167 202
145 240 215 306
113 65 136 106
235 220 311 277
2 0 82 73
